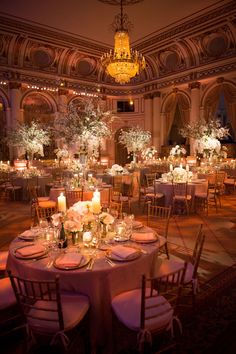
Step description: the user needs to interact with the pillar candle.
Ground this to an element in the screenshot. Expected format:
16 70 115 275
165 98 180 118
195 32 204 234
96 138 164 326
170 164 173 172
83 231 92 243
186 164 189 172
93 189 100 202
58 193 66 213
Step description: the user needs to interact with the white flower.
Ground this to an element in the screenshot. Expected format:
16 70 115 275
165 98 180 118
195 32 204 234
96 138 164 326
169 145 186 157
119 127 151 154
99 212 114 225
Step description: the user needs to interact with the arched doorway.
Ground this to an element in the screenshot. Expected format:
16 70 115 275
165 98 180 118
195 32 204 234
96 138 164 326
114 128 132 166
0 97 8 160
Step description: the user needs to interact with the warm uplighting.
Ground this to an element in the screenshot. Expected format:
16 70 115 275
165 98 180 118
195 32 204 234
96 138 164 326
101 0 145 84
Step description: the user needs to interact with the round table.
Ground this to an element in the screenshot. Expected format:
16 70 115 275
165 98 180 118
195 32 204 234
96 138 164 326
7 227 165 352
154 179 208 208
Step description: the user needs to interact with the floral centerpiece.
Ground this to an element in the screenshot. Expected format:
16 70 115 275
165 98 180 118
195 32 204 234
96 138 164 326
118 127 151 163
51 200 115 241
108 164 124 175
179 118 230 159
54 98 116 161
169 145 187 158
141 146 157 160
7 121 51 163
163 166 193 182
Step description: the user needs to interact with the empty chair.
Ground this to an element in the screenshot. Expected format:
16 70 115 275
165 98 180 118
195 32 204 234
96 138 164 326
147 203 172 259
66 189 83 208
8 272 90 353
145 173 156 188
172 182 192 215
35 204 58 223
224 169 236 193
109 200 122 218
111 263 187 353
29 185 57 223
0 277 20 337
155 224 205 305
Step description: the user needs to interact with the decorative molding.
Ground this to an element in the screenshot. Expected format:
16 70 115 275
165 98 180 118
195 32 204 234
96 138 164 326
9 81 21 89
189 81 201 89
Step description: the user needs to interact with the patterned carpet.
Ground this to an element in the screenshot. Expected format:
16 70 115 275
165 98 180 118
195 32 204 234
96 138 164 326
1 194 236 353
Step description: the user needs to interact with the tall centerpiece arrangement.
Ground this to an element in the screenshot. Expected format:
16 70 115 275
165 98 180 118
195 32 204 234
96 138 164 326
54 98 116 163
118 126 151 164
179 118 229 159
7 120 51 165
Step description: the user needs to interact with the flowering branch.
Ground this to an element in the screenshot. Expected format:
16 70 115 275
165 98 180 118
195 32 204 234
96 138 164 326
118 127 151 154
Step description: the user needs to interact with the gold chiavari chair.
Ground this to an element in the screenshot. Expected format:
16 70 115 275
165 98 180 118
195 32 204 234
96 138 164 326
147 202 172 259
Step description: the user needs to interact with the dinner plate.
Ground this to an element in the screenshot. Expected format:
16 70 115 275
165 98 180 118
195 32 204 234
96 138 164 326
106 246 141 262
13 244 48 260
53 254 90 270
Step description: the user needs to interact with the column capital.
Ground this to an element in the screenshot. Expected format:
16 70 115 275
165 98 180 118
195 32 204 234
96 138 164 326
144 93 153 100
58 88 69 96
9 82 21 90
153 91 161 98
188 81 201 90
216 77 224 84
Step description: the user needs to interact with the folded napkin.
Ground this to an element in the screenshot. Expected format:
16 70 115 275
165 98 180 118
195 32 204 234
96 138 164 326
19 230 34 239
131 232 156 242
111 245 140 260
56 253 83 267
133 221 143 229
16 244 45 258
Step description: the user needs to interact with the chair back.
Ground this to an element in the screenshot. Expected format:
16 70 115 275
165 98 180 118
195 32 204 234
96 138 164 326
140 262 187 330
36 204 57 222
147 203 171 239
8 272 64 335
66 189 83 207
172 182 188 197
109 201 122 218
145 173 156 188
192 225 205 279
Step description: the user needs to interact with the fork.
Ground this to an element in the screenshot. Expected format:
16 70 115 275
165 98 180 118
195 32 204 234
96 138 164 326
105 257 116 267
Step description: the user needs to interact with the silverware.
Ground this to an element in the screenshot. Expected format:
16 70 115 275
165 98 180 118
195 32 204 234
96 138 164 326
105 258 116 267
86 258 94 271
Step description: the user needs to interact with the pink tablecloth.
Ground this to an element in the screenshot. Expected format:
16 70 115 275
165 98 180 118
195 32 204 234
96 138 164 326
7 228 164 351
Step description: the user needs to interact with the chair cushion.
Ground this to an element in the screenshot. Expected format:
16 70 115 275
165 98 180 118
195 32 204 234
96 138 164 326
38 197 50 202
38 200 57 208
156 260 194 284
0 277 17 310
112 288 173 332
174 195 191 200
0 250 8 271
28 292 89 334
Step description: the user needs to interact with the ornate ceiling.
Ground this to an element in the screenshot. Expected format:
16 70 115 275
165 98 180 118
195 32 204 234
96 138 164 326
0 0 235 96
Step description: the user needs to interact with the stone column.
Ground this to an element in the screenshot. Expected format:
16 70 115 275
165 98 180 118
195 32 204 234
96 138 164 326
189 82 201 155
144 93 153 138
152 91 161 154
9 82 22 159
9 82 22 127
58 88 68 113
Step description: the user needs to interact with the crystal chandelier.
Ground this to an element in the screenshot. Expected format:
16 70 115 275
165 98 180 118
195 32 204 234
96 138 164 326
101 0 145 85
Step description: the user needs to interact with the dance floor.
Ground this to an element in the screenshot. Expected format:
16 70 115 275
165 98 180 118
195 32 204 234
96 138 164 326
1 193 236 353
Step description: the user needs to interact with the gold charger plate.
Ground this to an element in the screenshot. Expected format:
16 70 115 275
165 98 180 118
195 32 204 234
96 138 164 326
53 254 90 270
106 246 141 262
13 244 48 260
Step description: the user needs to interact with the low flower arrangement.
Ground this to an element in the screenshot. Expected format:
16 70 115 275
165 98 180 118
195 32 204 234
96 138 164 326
169 145 187 157
162 167 193 182
108 164 124 175
141 146 157 160
51 201 115 234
